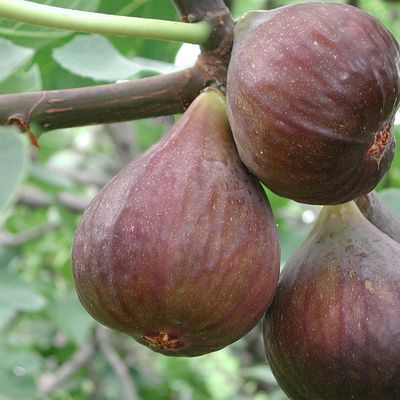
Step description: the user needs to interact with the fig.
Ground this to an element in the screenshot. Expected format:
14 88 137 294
72 89 280 357
227 2 400 205
263 201 400 399
356 190 400 243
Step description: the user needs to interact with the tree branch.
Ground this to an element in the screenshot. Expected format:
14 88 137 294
172 0 233 50
172 0 234 90
0 221 60 246
17 185 93 212
0 67 207 133
96 326 139 400
38 339 96 395
173 0 229 23
0 3 235 135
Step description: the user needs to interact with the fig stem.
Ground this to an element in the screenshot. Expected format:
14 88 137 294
319 201 364 226
0 0 212 44
172 0 233 49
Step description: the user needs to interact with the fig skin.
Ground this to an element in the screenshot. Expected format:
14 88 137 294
263 201 400 399
72 89 280 357
356 190 400 243
227 2 400 205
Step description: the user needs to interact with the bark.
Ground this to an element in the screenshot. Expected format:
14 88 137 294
38 340 96 395
0 67 207 133
173 0 233 50
173 0 229 22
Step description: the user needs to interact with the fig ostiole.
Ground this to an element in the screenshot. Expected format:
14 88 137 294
263 201 400 399
356 190 400 244
227 2 400 205
72 89 280 357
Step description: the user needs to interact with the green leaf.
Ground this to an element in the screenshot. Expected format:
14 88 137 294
0 0 100 49
242 365 279 386
0 65 42 94
0 304 15 331
101 0 181 63
0 38 33 83
0 342 41 400
0 127 29 222
52 34 174 82
0 270 46 312
359 0 400 41
46 292 95 344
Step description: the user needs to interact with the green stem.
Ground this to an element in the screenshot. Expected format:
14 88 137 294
0 0 211 44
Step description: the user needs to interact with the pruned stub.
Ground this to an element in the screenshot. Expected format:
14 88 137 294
142 331 182 350
367 126 391 163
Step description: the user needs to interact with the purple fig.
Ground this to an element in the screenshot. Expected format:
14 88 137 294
356 190 400 243
263 201 400 399
72 89 280 357
227 2 400 205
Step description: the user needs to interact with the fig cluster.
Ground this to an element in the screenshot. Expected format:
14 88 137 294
72 2 400 398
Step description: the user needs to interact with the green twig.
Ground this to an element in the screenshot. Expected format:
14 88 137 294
0 0 211 44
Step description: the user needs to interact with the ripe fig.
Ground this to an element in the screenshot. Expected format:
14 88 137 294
227 3 400 205
263 201 400 399
72 89 280 357
356 190 400 243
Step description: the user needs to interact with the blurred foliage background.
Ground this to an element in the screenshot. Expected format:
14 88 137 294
0 0 399 399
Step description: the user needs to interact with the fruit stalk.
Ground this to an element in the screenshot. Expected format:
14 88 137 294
356 191 400 243
0 0 211 44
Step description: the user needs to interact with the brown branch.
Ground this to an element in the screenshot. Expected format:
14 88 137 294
53 167 110 187
0 221 60 246
171 0 234 89
0 67 207 134
105 122 140 167
173 0 229 23
57 192 92 213
172 0 234 54
0 3 235 135
17 185 92 212
17 185 52 208
96 325 139 400
38 339 96 395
